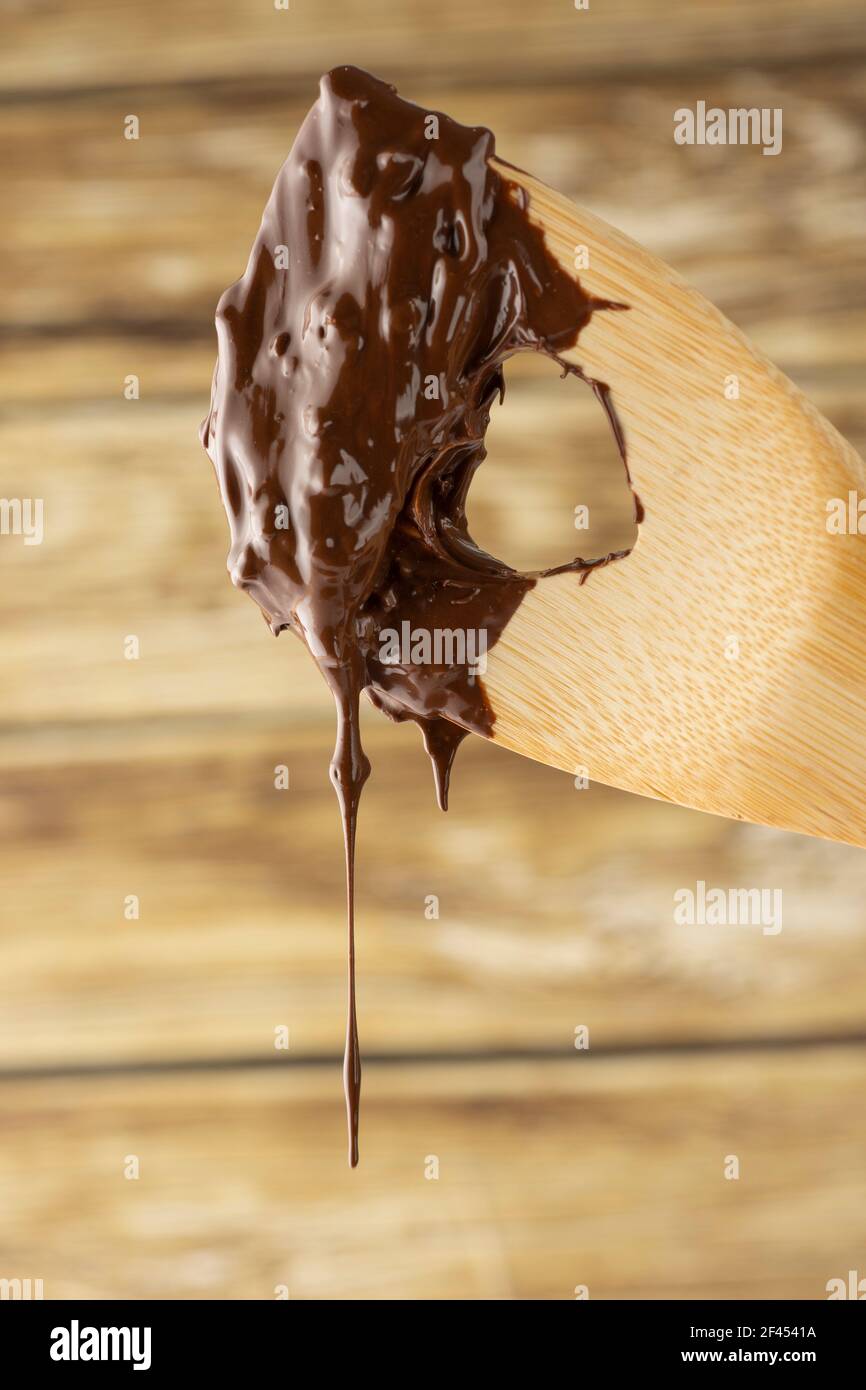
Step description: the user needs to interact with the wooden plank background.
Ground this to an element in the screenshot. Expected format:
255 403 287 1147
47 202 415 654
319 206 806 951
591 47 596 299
1 0 865 1299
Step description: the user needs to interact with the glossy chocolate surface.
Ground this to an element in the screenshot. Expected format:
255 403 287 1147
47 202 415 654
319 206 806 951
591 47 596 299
202 66 629 1163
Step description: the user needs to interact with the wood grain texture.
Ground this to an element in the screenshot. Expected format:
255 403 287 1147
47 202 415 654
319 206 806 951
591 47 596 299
484 161 866 846
1 1049 865 1299
3 70 865 336
3 716 866 1069
3 0 865 95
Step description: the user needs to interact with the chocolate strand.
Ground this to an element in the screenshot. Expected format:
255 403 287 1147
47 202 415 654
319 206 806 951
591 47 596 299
202 65 629 1163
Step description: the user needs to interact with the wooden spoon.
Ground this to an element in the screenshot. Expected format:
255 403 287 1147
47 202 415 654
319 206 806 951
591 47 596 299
482 159 866 848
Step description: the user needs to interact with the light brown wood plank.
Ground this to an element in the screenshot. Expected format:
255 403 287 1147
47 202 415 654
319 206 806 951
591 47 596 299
3 0 865 95
2 70 865 333
0 1048 864 1298
2 715 866 1066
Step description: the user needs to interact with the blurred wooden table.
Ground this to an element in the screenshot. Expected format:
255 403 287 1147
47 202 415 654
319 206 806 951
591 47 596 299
1 0 866 1299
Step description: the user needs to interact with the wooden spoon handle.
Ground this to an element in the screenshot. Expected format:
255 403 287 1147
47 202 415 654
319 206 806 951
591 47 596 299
483 159 866 847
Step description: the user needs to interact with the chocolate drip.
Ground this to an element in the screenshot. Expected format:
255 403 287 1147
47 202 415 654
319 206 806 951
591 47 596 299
201 66 630 1164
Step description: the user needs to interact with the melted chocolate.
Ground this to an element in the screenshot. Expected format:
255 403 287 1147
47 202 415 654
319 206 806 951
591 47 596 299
201 66 633 1165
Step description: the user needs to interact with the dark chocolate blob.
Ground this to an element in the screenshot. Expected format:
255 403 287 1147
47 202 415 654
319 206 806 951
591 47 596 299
201 66 631 1165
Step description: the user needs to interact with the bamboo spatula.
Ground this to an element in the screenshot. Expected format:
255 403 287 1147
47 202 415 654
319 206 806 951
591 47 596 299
482 160 866 848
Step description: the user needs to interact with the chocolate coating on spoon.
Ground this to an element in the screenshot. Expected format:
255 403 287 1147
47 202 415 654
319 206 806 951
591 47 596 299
201 65 628 1165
